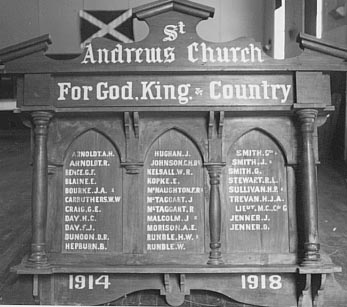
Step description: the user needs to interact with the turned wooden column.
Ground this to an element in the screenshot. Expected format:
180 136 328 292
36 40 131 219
205 162 225 265
296 109 320 265
27 111 53 267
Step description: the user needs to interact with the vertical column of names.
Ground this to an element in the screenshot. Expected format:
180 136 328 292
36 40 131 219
145 132 204 253
62 132 122 253
226 132 289 253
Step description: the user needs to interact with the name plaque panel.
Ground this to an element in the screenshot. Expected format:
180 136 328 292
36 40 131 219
226 131 289 253
144 130 205 253
63 130 122 253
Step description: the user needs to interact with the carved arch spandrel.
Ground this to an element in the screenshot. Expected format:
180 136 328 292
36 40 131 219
47 115 126 165
63 129 122 161
231 128 288 163
139 112 209 164
223 116 297 165
145 127 206 162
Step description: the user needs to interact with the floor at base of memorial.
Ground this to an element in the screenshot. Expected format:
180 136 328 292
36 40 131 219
0 129 347 307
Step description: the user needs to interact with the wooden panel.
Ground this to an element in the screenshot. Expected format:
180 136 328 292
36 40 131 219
62 130 123 253
225 130 289 253
46 166 62 252
24 74 51 106
144 130 205 253
47 115 126 165
296 72 328 104
123 167 144 253
139 112 209 170
38 272 298 306
39 273 164 305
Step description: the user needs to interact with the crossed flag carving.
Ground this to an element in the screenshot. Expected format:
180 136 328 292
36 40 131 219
79 9 134 48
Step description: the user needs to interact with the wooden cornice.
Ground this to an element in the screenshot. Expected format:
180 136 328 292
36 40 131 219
133 0 214 20
0 34 51 64
298 33 347 60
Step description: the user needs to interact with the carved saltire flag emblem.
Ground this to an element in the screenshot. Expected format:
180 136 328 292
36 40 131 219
79 10 134 49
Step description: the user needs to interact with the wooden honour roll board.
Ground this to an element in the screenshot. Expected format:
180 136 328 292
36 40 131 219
1 0 345 306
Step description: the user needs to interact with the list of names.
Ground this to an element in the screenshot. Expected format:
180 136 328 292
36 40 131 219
226 132 289 252
145 134 204 253
63 133 122 253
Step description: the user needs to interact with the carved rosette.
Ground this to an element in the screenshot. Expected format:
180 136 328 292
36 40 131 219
205 162 225 265
296 109 320 265
27 111 53 267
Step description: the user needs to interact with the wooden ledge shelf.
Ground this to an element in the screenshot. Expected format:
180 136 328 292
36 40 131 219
298 265 342 274
13 263 341 275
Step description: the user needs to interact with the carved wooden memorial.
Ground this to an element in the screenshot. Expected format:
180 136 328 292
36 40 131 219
1 0 346 306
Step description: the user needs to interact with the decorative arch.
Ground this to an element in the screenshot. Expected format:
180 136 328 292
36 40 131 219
145 127 205 163
235 127 288 164
63 128 121 161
